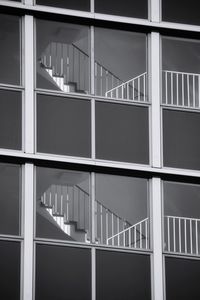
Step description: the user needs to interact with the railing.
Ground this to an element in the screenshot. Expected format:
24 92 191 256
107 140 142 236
162 70 200 108
95 200 131 245
165 215 200 255
107 218 149 249
105 72 148 102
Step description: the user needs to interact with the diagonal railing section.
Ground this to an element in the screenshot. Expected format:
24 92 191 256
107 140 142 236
164 215 200 255
105 72 148 102
106 217 149 249
162 70 200 108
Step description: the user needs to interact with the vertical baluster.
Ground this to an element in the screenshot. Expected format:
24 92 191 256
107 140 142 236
196 220 198 255
143 73 146 102
184 219 187 253
190 219 193 254
171 72 173 105
167 217 170 251
134 225 136 248
187 74 190 107
117 218 120 246
145 219 148 249
100 204 103 244
100 66 103 96
182 73 184 106
179 218 181 253
138 77 141 102
123 231 125 247
140 222 142 249
165 71 168 104
173 217 176 252
105 71 108 94
198 76 200 108
129 228 131 248
193 75 195 107
111 213 114 246
176 73 179 106
106 209 108 245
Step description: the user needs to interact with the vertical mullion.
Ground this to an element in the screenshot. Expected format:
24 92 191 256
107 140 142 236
91 26 96 160
23 163 34 300
152 178 164 300
91 247 96 300
150 32 161 167
24 15 34 154
91 172 95 244
150 0 160 22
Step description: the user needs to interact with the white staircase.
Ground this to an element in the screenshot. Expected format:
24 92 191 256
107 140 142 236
39 183 149 248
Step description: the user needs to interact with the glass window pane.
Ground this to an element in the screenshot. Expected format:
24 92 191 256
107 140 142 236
36 244 91 300
94 28 147 101
95 174 149 249
162 0 200 26
95 0 148 19
0 14 21 85
36 19 90 94
96 250 151 300
163 109 200 170
37 94 91 157
162 37 200 108
36 0 90 11
163 181 200 255
0 240 21 300
165 257 200 300
0 90 22 150
36 167 91 243
0 163 21 235
96 101 149 163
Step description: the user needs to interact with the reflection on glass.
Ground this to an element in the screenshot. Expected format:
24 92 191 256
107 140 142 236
95 174 149 249
0 240 20 299
95 0 148 19
164 181 200 256
166 257 200 300
0 90 22 150
162 0 200 26
36 167 91 243
37 94 91 157
94 28 147 101
36 0 90 11
36 244 91 300
96 101 149 163
162 38 200 108
0 163 21 235
0 14 21 85
36 19 89 94
96 250 151 300
163 109 200 170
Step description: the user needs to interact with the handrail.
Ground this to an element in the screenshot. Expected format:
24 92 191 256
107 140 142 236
164 70 200 76
107 217 148 242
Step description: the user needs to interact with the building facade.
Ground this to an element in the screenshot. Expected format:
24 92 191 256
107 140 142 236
0 0 200 299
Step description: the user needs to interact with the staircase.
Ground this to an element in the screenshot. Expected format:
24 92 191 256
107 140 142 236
39 183 149 249
40 41 148 101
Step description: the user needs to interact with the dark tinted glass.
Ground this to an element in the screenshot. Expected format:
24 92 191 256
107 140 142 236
0 14 21 85
164 181 200 255
36 0 90 11
163 109 200 170
36 19 89 94
96 101 149 163
36 244 91 300
95 0 148 19
166 257 200 300
0 240 20 299
96 250 151 300
162 0 200 26
36 167 91 243
37 94 91 157
0 90 22 150
0 163 21 235
95 174 149 249
162 38 200 108
95 28 147 101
